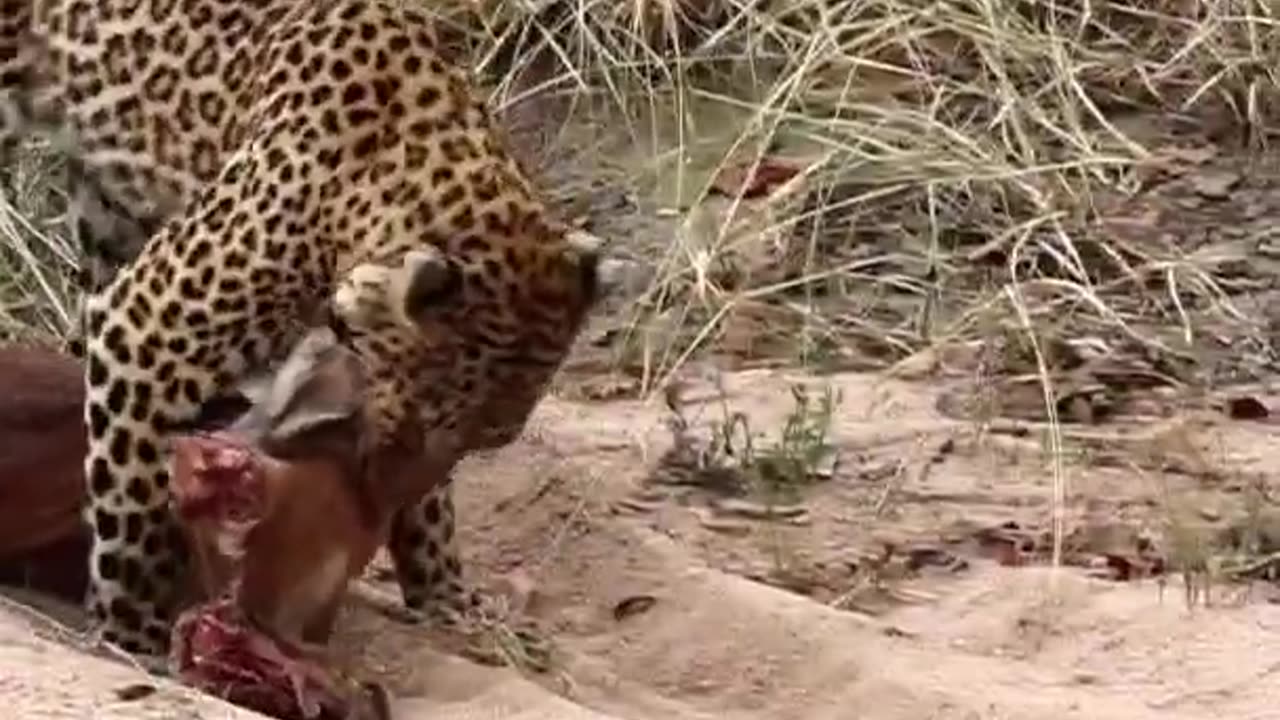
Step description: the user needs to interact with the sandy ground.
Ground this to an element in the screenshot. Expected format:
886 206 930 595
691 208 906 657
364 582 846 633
7 365 1280 719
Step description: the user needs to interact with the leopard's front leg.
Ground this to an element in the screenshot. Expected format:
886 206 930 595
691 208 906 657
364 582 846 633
387 481 553 672
80 284 228 659
78 199 301 662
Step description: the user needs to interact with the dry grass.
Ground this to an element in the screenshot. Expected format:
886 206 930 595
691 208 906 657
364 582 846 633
0 140 76 343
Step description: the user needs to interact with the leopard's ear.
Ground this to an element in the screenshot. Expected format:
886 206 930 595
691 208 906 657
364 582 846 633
562 228 631 306
564 230 603 302
230 328 368 463
395 246 462 326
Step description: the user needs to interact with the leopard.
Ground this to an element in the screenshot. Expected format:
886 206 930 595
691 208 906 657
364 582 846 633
0 0 604 660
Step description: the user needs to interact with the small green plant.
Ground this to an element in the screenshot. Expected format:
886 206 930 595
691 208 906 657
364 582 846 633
1162 507 1216 610
658 377 841 504
750 383 841 503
